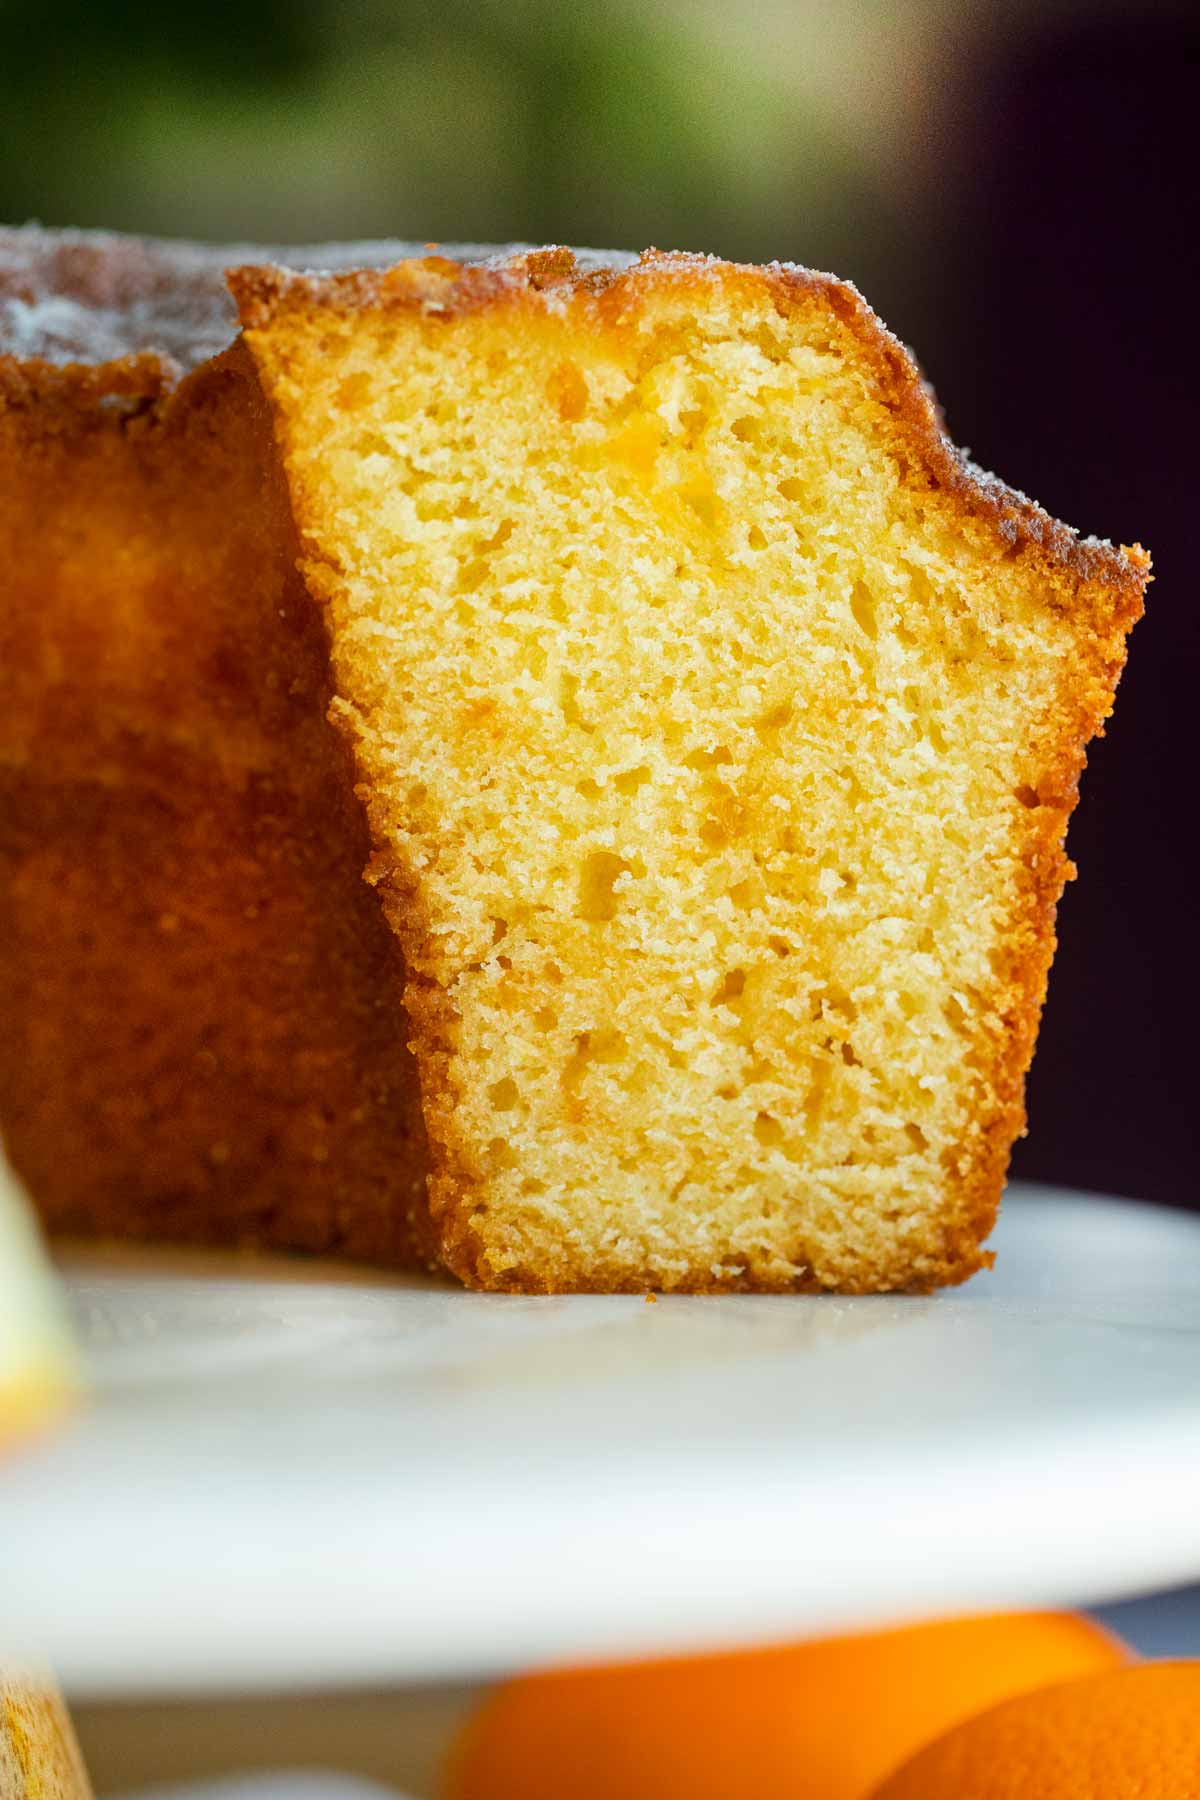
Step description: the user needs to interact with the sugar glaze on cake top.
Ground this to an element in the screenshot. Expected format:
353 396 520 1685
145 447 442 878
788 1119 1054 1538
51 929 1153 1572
0 226 629 370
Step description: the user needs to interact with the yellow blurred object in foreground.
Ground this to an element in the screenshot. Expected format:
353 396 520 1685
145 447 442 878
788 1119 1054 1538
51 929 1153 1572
0 1147 77 1451
444 1613 1129 1800
1 1674 93 1800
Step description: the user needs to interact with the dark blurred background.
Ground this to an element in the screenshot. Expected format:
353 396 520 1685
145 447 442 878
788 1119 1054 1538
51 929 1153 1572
1 0 1195 1207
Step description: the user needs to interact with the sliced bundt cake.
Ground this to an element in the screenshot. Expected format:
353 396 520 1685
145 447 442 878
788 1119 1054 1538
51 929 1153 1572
235 248 1147 1292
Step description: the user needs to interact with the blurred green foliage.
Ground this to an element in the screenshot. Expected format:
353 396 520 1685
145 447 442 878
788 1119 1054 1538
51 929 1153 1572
0 0 935 310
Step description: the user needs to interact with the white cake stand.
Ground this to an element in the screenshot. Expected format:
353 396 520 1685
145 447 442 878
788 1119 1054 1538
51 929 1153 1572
1 1183 1198 1697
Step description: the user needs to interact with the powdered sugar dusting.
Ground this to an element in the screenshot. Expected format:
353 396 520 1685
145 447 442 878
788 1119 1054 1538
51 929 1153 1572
0 290 220 370
0 226 633 371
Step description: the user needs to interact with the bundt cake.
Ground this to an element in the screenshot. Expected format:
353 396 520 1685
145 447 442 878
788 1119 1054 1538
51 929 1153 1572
0 229 1147 1293
0 228 432 1264
234 248 1148 1292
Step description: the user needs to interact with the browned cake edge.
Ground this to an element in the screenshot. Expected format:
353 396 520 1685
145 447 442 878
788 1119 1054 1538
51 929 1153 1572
0 342 437 1272
0 225 626 369
233 248 1149 1293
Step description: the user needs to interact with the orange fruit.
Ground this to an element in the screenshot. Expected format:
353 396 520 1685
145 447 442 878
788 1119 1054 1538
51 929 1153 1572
870 1661 1200 1798
443 1612 1128 1800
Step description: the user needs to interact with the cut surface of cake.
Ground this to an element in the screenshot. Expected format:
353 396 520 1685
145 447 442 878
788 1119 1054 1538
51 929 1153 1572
0 228 433 1264
236 248 1147 1293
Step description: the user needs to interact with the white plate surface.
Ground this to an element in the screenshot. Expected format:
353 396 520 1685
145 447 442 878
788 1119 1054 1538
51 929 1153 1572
2 1183 1199 1696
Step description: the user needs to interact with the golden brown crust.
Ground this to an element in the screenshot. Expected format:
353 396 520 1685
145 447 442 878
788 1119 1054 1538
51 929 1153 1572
779 260 1144 1288
0 224 536 372
0 342 434 1268
234 247 1148 1293
231 247 1147 599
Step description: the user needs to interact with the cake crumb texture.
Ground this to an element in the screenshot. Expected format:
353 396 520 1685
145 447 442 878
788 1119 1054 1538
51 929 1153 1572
236 249 1146 1293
